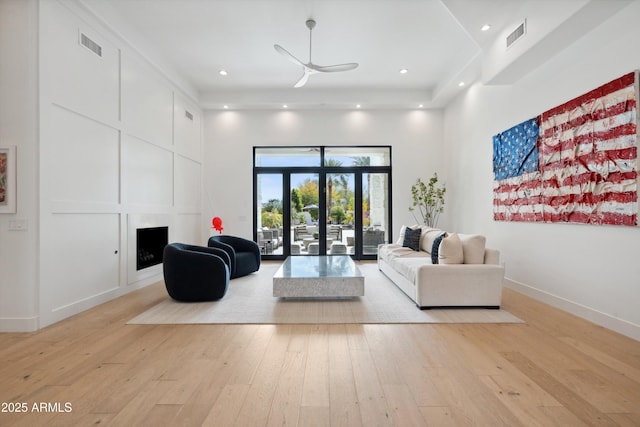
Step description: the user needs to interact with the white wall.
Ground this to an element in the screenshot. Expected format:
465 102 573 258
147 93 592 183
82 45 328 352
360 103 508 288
0 0 203 331
0 0 39 331
443 1 640 340
203 109 444 241
36 0 204 328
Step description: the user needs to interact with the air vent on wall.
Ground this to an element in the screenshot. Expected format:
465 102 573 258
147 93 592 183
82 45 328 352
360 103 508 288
185 110 194 121
506 20 526 48
80 32 102 57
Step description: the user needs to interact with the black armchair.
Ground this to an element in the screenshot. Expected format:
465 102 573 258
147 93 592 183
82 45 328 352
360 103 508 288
208 235 261 279
163 243 231 302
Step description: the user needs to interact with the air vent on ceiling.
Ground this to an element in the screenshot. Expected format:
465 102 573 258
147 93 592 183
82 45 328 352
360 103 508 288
185 110 194 121
506 20 526 48
80 32 102 57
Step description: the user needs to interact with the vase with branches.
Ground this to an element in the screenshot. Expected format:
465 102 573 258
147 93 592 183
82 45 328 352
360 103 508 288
409 173 446 227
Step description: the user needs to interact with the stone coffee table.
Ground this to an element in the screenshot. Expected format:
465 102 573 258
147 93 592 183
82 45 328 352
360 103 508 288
273 255 364 298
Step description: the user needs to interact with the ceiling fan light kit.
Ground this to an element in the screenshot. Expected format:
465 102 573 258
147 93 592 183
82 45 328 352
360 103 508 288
274 19 358 88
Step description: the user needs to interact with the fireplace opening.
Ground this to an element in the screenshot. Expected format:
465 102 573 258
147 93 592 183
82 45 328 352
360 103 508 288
136 226 168 271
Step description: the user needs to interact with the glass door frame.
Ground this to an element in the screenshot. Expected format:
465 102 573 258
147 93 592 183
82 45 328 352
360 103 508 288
254 146 392 261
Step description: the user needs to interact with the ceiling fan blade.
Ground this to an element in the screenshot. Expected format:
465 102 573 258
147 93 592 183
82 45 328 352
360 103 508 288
275 20 358 87
294 71 310 88
274 44 305 67
314 63 359 73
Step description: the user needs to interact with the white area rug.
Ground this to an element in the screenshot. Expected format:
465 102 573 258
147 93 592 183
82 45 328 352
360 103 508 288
129 262 523 325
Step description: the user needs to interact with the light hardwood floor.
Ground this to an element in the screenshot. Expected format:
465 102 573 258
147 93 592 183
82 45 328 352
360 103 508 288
1 278 639 426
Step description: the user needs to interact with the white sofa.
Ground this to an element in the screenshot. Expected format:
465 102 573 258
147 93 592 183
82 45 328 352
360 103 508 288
378 226 505 309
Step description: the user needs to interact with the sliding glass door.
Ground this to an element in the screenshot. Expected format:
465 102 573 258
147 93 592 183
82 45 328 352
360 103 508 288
255 173 284 255
326 172 354 255
291 173 319 255
362 173 390 256
254 146 392 260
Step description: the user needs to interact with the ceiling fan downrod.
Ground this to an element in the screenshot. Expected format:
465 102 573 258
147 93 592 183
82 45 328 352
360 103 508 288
306 19 316 63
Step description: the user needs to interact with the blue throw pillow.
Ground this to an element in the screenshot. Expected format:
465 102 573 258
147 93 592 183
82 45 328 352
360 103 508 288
431 232 447 264
402 227 421 251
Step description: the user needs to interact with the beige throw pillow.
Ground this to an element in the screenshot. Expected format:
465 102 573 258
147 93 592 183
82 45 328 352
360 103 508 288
458 234 486 264
438 233 464 264
396 225 407 244
420 228 443 253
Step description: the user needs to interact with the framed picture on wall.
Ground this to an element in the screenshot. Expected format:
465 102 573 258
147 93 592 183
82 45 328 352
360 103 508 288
0 145 16 213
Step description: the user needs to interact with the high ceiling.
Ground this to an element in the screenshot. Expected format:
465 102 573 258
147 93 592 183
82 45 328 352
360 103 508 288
86 0 632 109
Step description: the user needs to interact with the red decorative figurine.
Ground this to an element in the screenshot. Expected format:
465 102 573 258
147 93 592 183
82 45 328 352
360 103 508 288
212 216 223 234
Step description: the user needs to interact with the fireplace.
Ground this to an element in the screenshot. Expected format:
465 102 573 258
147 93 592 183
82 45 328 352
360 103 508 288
136 226 168 271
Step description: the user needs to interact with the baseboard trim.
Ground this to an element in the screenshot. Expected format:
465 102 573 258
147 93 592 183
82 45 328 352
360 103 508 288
0 316 39 332
504 277 640 341
39 273 163 329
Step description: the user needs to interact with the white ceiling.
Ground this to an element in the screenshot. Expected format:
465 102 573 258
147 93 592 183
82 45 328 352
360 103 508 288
87 0 633 109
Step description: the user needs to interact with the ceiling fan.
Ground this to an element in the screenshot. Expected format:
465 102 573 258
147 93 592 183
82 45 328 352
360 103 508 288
274 19 358 88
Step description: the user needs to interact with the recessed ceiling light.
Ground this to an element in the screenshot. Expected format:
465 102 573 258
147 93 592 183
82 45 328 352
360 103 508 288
223 105 229 109
356 104 361 109
219 70 228 76
283 104 288 109
418 104 424 108
399 68 408 74
458 81 465 87
481 24 491 32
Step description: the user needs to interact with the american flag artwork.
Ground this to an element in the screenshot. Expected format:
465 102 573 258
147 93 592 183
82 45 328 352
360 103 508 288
493 71 638 226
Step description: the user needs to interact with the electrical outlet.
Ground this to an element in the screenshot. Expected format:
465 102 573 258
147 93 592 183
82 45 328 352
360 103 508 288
8 219 28 231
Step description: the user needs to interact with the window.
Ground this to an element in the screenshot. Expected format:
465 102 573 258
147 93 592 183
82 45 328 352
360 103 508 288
254 146 392 260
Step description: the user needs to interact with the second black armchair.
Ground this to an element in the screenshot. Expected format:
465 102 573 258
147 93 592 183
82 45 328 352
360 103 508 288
208 235 261 279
